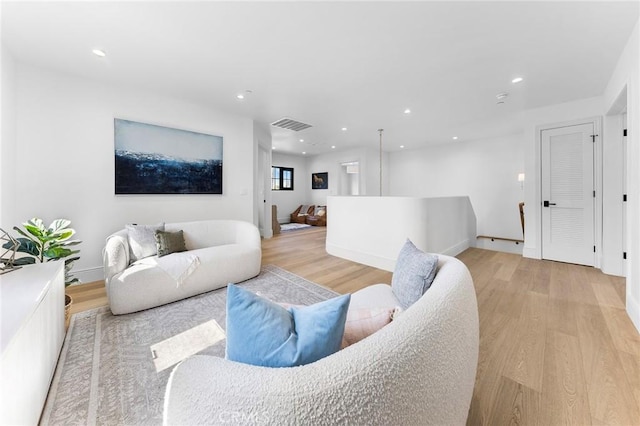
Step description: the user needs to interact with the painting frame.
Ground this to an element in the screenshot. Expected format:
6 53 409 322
114 118 223 195
312 172 328 190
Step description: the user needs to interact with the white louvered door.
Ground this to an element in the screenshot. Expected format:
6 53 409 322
541 123 595 266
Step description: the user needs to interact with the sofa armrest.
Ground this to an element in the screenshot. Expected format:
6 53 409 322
234 221 262 250
103 230 129 285
164 355 366 426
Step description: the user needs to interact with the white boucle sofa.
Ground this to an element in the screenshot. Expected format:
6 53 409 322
103 220 261 315
163 254 479 425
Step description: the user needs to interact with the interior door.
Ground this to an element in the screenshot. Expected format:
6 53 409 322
541 123 595 266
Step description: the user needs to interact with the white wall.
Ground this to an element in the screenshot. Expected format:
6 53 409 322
271 152 309 223
7 63 255 282
0 43 16 227
306 147 389 206
603 19 639 332
389 134 525 254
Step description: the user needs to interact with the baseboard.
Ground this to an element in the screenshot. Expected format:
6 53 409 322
627 290 640 334
442 239 471 257
522 247 541 259
326 243 395 272
72 266 104 285
327 238 472 272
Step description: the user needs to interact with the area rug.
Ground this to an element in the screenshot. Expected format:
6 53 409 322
280 222 311 231
40 265 337 426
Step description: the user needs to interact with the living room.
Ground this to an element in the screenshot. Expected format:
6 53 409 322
1 1 639 425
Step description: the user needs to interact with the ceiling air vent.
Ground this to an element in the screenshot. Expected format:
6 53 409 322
271 117 312 132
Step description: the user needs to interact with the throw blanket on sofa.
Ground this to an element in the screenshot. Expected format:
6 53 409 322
137 254 201 287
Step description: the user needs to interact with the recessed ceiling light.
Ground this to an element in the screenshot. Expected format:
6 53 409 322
331 145 336 149
452 136 458 140
272 146 276 150
400 145 405 149
404 108 411 114
92 49 106 57
236 94 245 100
299 139 304 142
511 77 524 84
341 127 347 131
302 151 306 155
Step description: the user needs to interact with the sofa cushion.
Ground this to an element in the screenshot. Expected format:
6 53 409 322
342 307 400 348
155 230 187 257
349 283 400 309
126 223 165 262
226 284 350 367
391 239 438 309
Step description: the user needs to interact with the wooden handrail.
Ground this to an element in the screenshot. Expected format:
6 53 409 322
477 235 524 244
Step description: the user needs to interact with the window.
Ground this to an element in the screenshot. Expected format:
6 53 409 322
272 166 294 190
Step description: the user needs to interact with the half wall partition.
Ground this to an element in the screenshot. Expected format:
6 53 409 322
326 196 477 272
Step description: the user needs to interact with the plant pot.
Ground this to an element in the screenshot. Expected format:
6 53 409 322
64 294 73 330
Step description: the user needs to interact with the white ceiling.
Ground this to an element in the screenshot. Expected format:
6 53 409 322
2 1 638 155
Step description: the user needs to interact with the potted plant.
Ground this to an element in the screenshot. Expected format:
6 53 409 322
9 218 81 328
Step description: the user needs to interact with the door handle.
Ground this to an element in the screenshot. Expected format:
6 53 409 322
543 201 557 207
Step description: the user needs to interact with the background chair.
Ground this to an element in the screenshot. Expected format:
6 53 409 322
290 205 315 224
519 202 524 237
306 205 327 226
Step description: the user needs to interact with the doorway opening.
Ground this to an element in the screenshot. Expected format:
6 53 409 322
339 161 360 196
257 145 272 238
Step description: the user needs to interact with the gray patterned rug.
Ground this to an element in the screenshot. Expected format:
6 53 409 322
41 265 337 426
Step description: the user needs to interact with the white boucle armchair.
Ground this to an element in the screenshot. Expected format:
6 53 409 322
103 219 261 315
163 254 479 425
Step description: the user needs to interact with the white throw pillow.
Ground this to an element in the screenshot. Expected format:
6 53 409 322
126 223 165 262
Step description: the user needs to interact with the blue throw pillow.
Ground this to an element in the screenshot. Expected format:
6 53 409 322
391 239 439 309
225 284 350 367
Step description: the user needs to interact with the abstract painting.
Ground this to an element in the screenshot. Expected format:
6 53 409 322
312 172 328 190
114 119 223 194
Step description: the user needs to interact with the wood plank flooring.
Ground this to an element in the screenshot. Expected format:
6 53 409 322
68 227 640 424
459 248 640 425
66 280 108 315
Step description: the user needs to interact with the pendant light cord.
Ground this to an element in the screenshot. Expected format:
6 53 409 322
378 129 384 196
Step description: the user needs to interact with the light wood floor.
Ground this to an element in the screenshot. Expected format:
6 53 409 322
69 227 640 424
458 247 640 425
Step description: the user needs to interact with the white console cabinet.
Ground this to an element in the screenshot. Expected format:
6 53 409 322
0 261 65 425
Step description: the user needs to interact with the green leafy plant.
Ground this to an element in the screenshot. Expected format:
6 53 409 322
7 218 81 286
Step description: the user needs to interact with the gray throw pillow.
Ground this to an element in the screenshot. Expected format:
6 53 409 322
126 223 165 262
391 239 438 309
155 230 187 257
